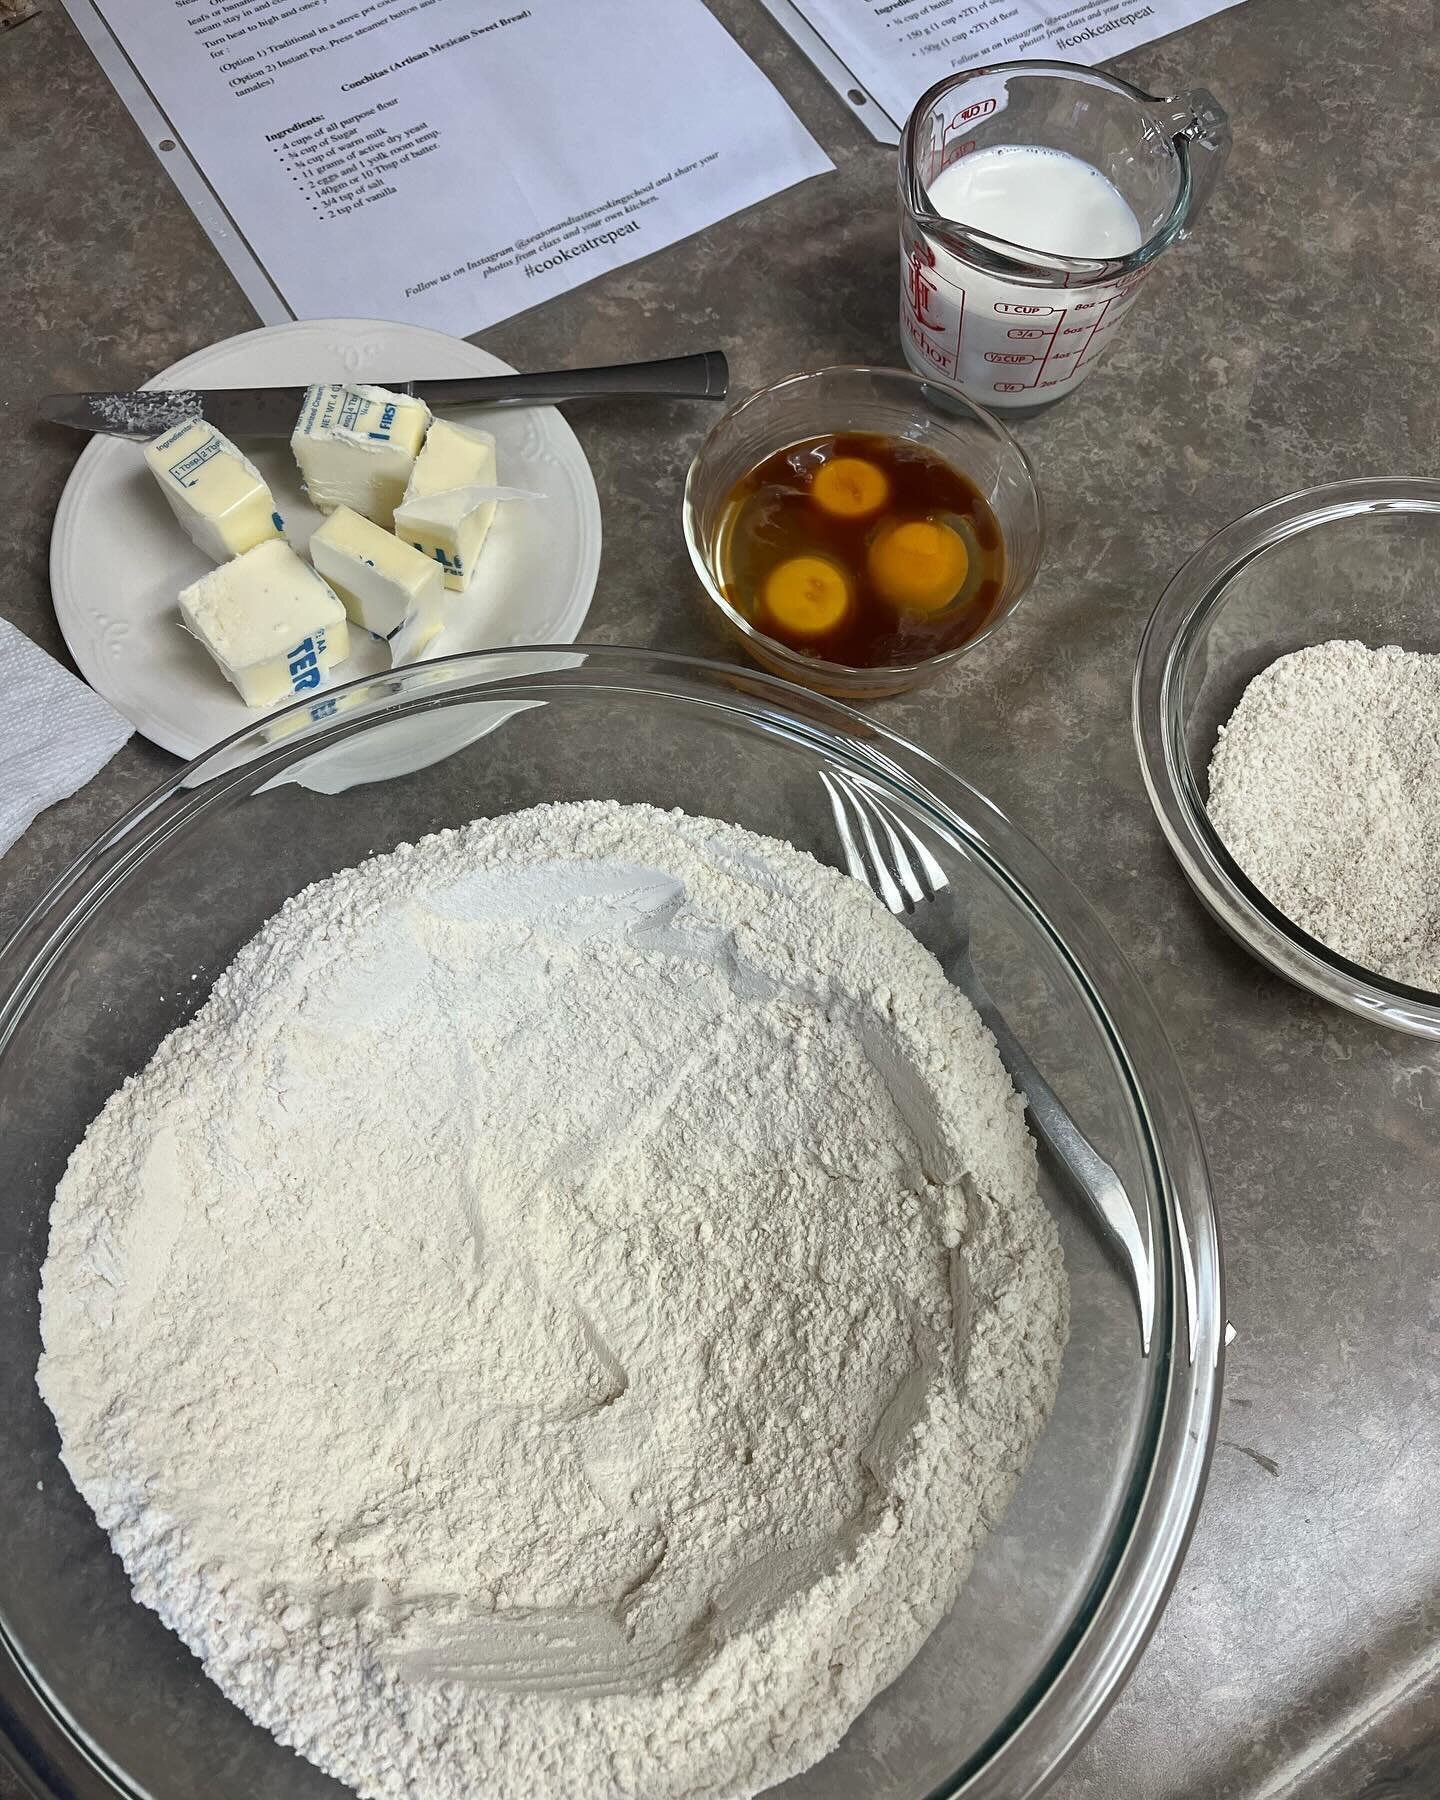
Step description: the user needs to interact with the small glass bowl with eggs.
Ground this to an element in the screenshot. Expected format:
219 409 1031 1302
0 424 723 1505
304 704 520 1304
682 365 1045 699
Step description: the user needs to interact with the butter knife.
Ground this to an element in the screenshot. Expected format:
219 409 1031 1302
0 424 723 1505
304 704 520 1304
37 351 729 440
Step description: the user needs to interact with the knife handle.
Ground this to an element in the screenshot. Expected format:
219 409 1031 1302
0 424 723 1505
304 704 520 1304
410 351 728 410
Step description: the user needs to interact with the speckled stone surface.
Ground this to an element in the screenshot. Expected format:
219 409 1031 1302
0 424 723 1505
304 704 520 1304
1 0 1438 1796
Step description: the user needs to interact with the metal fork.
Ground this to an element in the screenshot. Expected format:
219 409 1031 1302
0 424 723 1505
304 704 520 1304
821 768 1154 1355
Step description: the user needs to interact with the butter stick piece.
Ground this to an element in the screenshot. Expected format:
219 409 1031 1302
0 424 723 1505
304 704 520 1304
145 418 283 562
179 539 349 708
291 384 431 527
309 506 445 666
394 419 499 591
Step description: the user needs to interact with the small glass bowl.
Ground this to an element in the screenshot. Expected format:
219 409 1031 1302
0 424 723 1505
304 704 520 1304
682 366 1045 699
1133 478 1440 1038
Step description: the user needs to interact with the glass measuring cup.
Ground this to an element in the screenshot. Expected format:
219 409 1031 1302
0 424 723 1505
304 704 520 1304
899 62 1229 412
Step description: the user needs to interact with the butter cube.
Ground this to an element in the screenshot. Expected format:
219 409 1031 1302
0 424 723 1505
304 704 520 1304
144 418 283 562
291 383 431 527
394 419 498 591
179 539 349 708
309 506 444 666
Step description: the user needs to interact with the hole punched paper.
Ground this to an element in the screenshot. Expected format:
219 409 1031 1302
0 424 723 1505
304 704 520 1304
61 0 832 330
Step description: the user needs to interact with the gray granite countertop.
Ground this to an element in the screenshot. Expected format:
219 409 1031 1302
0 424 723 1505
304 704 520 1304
2 0 1437 1795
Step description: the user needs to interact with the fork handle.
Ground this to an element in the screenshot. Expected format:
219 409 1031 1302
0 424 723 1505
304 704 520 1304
959 970 1155 1356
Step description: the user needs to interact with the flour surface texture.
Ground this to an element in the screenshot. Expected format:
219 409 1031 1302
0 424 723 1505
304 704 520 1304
1208 640 1440 990
38 802 1067 1800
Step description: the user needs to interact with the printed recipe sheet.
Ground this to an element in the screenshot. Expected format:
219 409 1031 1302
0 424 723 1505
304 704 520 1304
777 0 1246 133
72 0 831 333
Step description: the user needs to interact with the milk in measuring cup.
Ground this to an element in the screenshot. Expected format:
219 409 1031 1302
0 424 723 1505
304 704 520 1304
905 147 1146 409
929 147 1142 260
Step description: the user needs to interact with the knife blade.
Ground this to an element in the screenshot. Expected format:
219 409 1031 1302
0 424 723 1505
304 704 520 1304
36 351 730 440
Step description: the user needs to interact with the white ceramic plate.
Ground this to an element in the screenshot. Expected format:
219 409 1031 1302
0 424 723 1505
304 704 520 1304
50 318 602 765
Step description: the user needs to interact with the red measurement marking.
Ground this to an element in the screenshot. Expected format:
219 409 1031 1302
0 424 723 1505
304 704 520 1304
935 137 976 178
995 302 1056 316
1020 302 1063 390
905 247 944 331
1007 328 1046 340
985 351 1039 364
1072 291 1120 369
937 95 995 167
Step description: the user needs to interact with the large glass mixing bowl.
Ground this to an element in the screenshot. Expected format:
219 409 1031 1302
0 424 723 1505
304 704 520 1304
0 649 1221 1800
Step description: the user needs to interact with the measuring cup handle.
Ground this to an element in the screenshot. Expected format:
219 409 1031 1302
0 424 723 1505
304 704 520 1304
1151 88 1231 229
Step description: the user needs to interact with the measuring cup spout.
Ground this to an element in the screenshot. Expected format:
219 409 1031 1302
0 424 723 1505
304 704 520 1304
1147 87 1231 229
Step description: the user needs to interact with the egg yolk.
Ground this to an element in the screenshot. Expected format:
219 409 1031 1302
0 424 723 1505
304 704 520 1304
811 456 891 520
867 519 970 614
763 556 852 636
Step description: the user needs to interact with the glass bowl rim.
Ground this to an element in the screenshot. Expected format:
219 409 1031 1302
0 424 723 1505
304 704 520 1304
681 364 1045 682
0 645 1221 1800
1132 477 1440 1036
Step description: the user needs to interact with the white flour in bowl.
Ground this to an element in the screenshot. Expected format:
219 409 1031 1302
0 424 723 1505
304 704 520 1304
1208 639 1440 990
38 800 1067 1800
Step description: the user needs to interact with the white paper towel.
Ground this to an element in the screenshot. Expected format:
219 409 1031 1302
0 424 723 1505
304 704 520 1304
0 619 133 858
